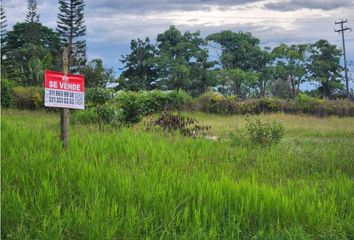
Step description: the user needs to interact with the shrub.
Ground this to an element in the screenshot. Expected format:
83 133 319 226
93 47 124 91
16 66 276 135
229 130 244 146
257 98 282 113
193 91 218 113
97 104 124 128
1 79 16 108
167 90 192 110
295 93 322 113
137 91 170 115
245 118 285 146
238 100 257 114
71 108 98 125
13 87 44 109
211 95 238 114
193 93 354 117
146 111 210 138
137 90 192 115
89 88 115 105
116 91 142 124
72 105 124 128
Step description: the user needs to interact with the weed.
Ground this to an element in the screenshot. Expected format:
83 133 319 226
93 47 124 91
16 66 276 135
245 118 285 146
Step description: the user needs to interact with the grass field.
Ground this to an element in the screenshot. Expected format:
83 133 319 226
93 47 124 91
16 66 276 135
2 110 354 239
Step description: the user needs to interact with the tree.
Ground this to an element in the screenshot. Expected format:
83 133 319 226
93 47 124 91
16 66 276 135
0 6 7 41
57 0 86 72
26 0 40 23
1 6 7 77
188 61 216 96
253 48 276 97
272 43 308 98
6 23 60 52
4 22 61 85
206 31 263 96
120 38 158 91
307 39 343 98
79 59 114 88
270 77 292 99
206 31 262 71
217 68 258 97
156 26 214 94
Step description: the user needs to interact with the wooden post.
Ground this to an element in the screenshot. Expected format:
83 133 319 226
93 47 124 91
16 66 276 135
61 47 69 149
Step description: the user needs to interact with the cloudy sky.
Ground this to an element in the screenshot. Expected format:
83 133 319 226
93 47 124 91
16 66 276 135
3 0 354 80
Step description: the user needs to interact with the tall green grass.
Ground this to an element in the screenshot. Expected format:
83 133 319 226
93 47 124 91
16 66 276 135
2 110 354 239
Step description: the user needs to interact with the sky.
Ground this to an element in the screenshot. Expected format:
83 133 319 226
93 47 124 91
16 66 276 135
2 0 354 83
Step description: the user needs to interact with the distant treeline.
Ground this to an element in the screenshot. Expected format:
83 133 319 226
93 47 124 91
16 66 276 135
0 1 350 100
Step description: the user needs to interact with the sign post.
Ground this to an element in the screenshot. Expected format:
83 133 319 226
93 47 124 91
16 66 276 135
44 47 85 149
61 47 69 149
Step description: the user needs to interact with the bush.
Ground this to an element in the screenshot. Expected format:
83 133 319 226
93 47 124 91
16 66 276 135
193 91 217 113
88 88 115 105
97 104 124 127
245 118 285 146
71 108 98 124
137 90 192 115
257 98 282 113
194 95 282 115
295 93 323 113
13 87 44 109
196 92 237 114
146 111 210 137
115 91 143 124
137 91 170 115
72 105 124 128
193 93 354 117
114 90 192 124
167 90 192 110
1 79 16 108
229 131 244 147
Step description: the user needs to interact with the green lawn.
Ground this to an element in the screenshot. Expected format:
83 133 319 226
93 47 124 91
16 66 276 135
2 110 354 239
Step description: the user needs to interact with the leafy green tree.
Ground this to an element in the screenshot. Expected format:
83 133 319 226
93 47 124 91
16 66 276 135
156 26 214 94
10 44 54 86
272 43 308 98
206 31 262 71
1 6 8 77
189 61 216 96
206 31 264 96
254 48 276 97
79 58 115 88
270 77 292 99
5 22 60 55
26 0 40 23
57 0 86 72
217 68 258 97
307 39 343 98
4 22 61 85
119 38 158 90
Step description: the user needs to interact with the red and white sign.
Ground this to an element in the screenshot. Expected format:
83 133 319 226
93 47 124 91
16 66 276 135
44 70 85 109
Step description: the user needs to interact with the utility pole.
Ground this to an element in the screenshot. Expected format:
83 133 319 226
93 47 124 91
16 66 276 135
335 19 352 101
61 47 69 149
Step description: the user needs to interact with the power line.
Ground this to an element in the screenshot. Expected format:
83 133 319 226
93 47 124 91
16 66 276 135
335 19 352 100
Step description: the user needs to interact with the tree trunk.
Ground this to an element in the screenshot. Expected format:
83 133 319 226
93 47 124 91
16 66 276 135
289 74 296 98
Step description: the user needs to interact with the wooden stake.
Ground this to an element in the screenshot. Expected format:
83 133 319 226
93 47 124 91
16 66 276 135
61 47 69 149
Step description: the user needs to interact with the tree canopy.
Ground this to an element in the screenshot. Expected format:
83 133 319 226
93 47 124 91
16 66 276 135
1 7 348 100
3 22 61 85
120 38 158 91
307 40 343 98
57 0 86 71
79 59 115 88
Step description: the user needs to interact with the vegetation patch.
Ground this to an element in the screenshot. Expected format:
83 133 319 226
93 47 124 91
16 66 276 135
2 110 353 239
146 111 211 137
